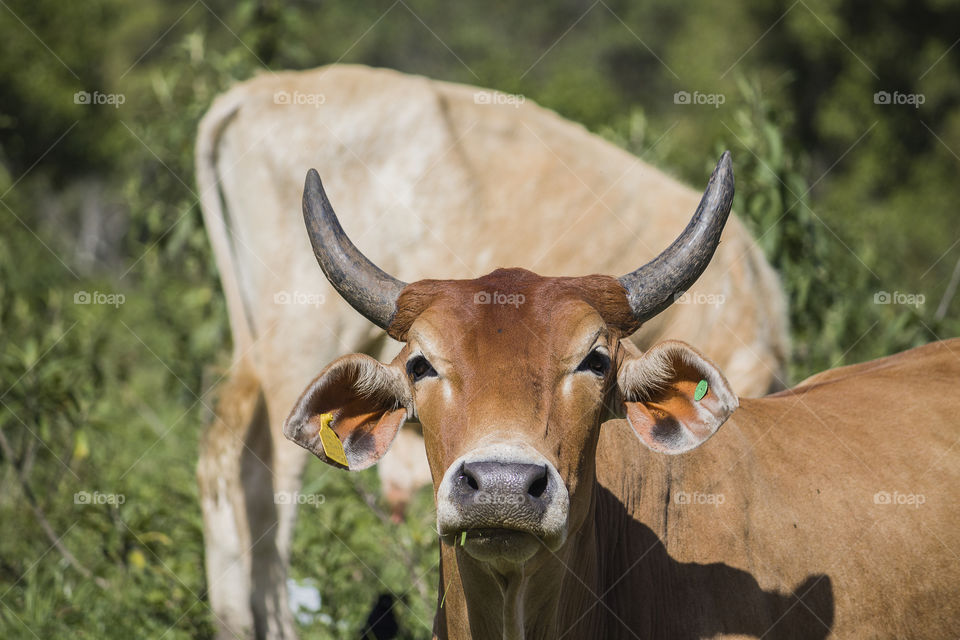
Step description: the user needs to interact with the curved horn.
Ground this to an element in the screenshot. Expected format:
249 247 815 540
302 169 407 329
618 151 735 323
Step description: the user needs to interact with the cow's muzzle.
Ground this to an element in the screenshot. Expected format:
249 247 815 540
436 444 569 563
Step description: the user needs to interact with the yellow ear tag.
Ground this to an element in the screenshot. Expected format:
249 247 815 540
318 413 349 468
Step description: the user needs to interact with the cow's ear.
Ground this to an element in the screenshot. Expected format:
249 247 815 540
284 353 412 470
616 340 738 454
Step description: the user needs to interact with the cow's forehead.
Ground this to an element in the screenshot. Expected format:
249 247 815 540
413 293 606 360
388 267 639 342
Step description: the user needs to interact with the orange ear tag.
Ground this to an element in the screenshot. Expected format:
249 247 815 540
318 413 349 468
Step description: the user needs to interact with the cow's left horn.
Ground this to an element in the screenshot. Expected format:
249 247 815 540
618 152 734 323
302 169 407 330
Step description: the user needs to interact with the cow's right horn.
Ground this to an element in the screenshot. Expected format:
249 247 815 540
302 169 407 330
618 152 734 323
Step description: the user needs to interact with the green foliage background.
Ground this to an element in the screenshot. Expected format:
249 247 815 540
0 0 957 637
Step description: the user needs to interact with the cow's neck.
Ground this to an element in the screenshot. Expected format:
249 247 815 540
434 486 604 640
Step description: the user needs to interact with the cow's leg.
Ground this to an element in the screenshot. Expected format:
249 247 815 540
245 322 388 638
252 385 308 640
242 397 294 640
197 365 267 640
271 423 308 570
242 382 311 640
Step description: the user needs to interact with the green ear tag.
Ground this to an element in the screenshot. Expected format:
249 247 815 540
460 531 467 546
694 379 709 402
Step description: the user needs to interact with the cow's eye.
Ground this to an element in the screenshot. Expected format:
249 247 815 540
576 349 610 377
406 355 437 382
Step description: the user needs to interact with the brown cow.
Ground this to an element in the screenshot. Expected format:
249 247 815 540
286 154 959 639
195 65 788 637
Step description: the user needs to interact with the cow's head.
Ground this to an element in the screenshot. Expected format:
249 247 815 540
285 154 739 566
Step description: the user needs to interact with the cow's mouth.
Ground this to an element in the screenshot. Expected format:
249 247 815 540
442 527 541 563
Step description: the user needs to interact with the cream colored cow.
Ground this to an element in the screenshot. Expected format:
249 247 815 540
195 65 788 639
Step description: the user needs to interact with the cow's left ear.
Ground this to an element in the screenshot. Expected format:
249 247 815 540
616 340 738 454
283 351 412 470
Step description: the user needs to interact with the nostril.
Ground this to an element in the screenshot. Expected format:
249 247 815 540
527 466 548 498
459 465 479 491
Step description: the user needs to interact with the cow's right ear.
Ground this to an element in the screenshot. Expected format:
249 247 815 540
283 353 412 470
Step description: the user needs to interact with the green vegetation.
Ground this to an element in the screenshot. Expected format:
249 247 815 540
1 1 957 637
